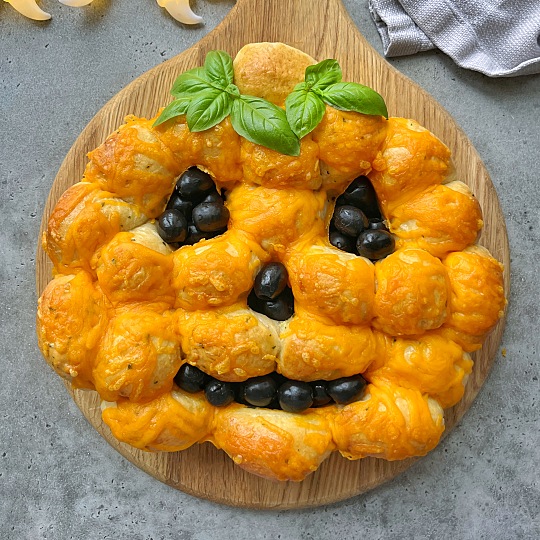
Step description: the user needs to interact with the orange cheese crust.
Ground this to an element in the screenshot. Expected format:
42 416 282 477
37 42 506 482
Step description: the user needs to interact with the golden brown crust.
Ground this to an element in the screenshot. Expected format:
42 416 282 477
179 304 280 382
241 134 321 190
389 181 483 257
286 244 375 325
233 42 316 106
278 309 380 381
37 42 506 482
172 230 268 310
37 271 110 389
369 117 451 213
373 248 450 336
313 106 388 191
211 404 334 481
332 381 445 460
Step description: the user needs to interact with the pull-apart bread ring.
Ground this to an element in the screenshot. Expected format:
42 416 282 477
37 42 506 482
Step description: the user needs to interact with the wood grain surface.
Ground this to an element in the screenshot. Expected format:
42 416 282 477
36 0 510 509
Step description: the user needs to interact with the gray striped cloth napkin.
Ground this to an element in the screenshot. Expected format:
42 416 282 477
368 0 540 76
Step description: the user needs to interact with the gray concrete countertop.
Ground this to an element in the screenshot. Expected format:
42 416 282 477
1 1 539 538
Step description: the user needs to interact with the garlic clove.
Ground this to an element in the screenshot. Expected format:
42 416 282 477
157 0 203 25
5 0 51 20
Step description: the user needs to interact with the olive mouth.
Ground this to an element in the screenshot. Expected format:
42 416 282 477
174 364 368 413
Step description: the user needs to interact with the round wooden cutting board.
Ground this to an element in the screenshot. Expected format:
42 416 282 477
36 0 509 509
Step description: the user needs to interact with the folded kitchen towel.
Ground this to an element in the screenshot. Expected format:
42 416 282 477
368 0 540 76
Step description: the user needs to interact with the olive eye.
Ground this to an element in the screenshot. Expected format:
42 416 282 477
157 168 229 247
329 175 394 261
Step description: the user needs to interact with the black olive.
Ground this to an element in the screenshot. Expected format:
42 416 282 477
156 209 188 243
368 218 387 231
333 205 369 237
326 375 367 404
202 189 224 204
329 230 357 253
278 381 313 413
338 176 381 218
242 375 278 407
192 202 230 232
356 229 395 260
174 364 208 393
260 287 294 321
175 167 215 201
233 382 248 405
182 224 207 246
254 262 289 300
205 379 235 407
270 371 288 386
247 289 265 313
183 224 226 246
311 381 332 407
166 193 193 217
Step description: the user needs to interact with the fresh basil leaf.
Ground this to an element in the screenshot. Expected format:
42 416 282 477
153 97 192 127
204 50 234 87
305 59 342 91
230 96 300 156
322 82 388 118
186 89 232 132
225 83 240 98
171 67 216 97
285 83 326 139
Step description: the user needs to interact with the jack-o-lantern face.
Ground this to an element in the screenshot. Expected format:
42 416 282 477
37 43 505 482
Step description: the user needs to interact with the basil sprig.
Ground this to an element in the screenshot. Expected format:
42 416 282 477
285 59 388 139
154 50 388 156
154 50 300 156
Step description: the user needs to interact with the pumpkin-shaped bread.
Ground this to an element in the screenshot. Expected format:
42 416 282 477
37 42 506 482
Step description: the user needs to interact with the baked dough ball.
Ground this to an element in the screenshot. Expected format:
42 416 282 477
233 42 316 106
241 134 321 190
369 117 452 213
93 309 181 402
179 304 281 382
365 334 473 409
155 116 242 186
102 390 212 452
227 183 326 255
442 246 506 351
313 106 388 190
278 309 379 381
37 42 506 483
43 182 146 273
373 248 450 336
389 181 483 257
286 243 375 325
172 230 267 310
332 381 444 460
87 116 183 217
37 270 110 389
211 404 334 482
96 223 175 308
